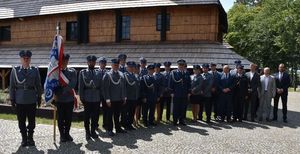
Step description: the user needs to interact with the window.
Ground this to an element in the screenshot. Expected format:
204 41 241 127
121 16 130 40
66 21 78 41
0 26 11 41
156 14 170 31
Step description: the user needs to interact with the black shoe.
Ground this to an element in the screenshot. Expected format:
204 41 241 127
143 122 149 127
251 118 255 122
60 136 67 143
127 125 136 130
27 133 35 146
116 128 127 133
107 131 115 137
65 134 73 142
179 121 187 126
27 138 35 146
283 119 288 123
90 131 98 139
266 118 271 122
21 133 27 147
86 133 91 141
173 121 179 126
149 122 157 126
191 119 197 123
206 119 212 124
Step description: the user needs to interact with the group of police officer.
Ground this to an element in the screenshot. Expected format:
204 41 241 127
10 50 290 147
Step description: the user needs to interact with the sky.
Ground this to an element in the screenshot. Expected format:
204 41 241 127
220 0 235 12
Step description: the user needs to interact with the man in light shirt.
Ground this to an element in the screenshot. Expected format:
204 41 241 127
257 67 276 122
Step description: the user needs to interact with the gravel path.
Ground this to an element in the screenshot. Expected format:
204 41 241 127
0 92 299 154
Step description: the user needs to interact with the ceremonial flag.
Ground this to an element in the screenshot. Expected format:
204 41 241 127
44 34 68 105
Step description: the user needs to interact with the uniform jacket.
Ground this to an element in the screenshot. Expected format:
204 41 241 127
78 68 102 103
102 70 126 102
9 66 42 104
169 69 191 98
55 67 77 103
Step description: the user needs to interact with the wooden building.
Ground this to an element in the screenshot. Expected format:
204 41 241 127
0 0 251 89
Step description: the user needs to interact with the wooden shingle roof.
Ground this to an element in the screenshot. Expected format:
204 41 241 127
0 0 222 20
0 42 251 69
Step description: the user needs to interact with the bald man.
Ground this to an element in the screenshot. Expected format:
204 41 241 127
257 67 276 122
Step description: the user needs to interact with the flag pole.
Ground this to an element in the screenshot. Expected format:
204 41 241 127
52 21 60 143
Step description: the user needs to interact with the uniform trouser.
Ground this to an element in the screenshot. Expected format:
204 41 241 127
198 97 212 120
173 97 188 123
142 100 156 124
219 93 233 120
211 93 219 118
159 97 171 120
273 93 288 120
244 92 258 120
16 104 36 134
83 101 100 132
233 93 245 120
57 101 74 136
101 98 107 129
257 92 272 119
121 100 137 127
106 101 122 131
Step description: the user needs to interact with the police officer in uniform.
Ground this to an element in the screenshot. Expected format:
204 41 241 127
97 57 108 130
190 64 203 122
122 61 140 130
9 50 42 147
209 62 221 121
55 54 77 142
160 61 172 121
102 58 127 136
140 64 159 127
139 57 148 76
118 54 127 73
169 59 191 126
232 65 248 122
79 55 102 140
201 64 214 123
153 63 164 123
230 60 242 76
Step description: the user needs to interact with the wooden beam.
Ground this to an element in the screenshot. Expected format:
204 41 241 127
0 69 10 90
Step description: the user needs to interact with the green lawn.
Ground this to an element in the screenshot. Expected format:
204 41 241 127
0 109 207 128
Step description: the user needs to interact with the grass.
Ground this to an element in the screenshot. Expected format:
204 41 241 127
288 88 300 92
0 109 206 128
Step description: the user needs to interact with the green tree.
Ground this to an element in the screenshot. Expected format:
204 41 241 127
226 0 300 89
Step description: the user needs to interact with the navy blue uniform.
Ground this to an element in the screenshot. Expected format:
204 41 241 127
209 70 221 119
160 70 172 121
141 74 159 125
169 69 191 125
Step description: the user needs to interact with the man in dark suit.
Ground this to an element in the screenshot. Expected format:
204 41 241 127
218 65 235 122
244 63 261 122
273 64 290 123
232 65 248 122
